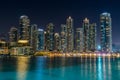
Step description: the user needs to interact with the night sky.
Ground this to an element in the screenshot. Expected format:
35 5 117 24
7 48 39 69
0 0 120 46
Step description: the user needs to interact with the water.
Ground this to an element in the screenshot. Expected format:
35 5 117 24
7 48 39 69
0 56 120 80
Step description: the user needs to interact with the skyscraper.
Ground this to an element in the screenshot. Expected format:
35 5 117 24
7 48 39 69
61 24 67 52
29 24 38 51
83 18 97 52
83 18 90 52
45 23 54 51
19 15 30 41
75 28 83 52
36 28 44 51
100 12 112 53
66 16 74 52
54 33 61 51
9 27 18 47
89 23 97 52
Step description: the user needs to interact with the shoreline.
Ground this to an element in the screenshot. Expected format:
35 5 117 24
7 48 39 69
1 52 120 58
9 53 120 58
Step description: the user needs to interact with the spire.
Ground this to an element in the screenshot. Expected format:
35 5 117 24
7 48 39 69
68 16 72 19
84 18 89 23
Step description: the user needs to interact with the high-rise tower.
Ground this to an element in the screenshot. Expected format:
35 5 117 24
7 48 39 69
19 15 30 40
37 28 44 51
100 12 112 53
45 23 54 51
83 18 90 52
54 33 61 51
66 16 74 52
29 24 38 51
89 23 97 52
75 28 83 52
61 24 67 52
9 27 18 47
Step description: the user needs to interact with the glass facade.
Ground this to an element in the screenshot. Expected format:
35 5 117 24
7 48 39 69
19 15 30 40
37 29 44 51
100 12 112 53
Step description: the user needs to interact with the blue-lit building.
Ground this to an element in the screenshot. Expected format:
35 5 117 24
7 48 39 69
37 29 44 51
89 23 97 52
100 12 112 53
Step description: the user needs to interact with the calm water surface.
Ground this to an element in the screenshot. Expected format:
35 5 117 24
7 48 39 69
0 56 120 80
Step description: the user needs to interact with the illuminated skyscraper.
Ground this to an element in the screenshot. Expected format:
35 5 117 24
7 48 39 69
37 28 44 51
61 24 67 52
66 16 74 52
75 28 83 52
89 23 97 52
45 23 54 51
19 15 30 41
29 24 38 51
83 18 90 52
9 27 18 47
83 18 97 52
54 33 61 51
100 12 112 53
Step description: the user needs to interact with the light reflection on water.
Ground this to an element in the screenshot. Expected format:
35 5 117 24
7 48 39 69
17 57 29 80
0 56 120 80
98 57 103 80
35 57 46 80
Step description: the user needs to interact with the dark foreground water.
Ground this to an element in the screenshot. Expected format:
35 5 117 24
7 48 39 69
0 56 120 80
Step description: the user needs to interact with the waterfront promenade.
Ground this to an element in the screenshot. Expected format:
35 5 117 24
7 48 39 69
1 51 120 58
34 51 120 58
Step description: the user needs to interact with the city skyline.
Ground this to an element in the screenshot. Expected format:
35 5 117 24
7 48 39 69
0 1 120 80
0 13 112 54
0 13 113 48
0 0 120 47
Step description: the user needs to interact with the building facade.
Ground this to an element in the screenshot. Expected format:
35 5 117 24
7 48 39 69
45 23 54 51
19 15 30 43
83 18 90 52
54 33 61 51
36 28 44 51
9 27 18 47
66 16 74 52
100 12 112 53
89 23 97 52
29 24 38 51
61 24 67 52
75 28 83 52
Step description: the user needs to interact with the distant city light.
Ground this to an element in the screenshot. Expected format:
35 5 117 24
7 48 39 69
98 45 101 50
38 28 43 31
0 41 6 44
18 40 28 44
